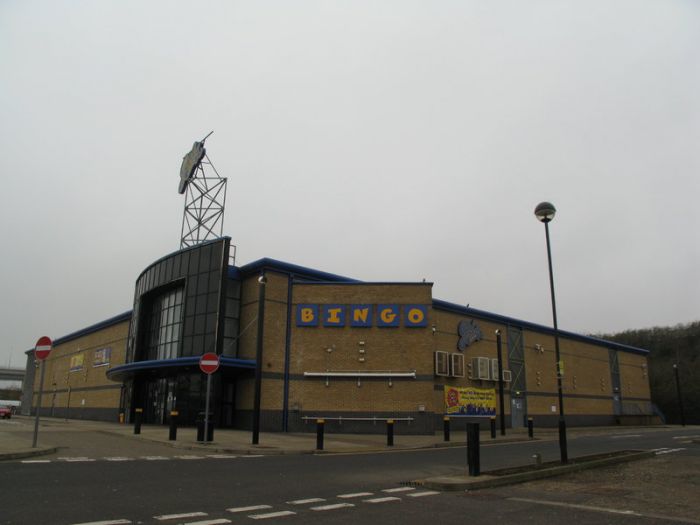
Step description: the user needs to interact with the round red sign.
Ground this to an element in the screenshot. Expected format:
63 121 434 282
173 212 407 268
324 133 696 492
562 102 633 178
199 352 220 375
35 336 53 361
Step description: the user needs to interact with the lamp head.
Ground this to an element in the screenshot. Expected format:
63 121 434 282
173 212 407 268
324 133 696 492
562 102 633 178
534 202 556 223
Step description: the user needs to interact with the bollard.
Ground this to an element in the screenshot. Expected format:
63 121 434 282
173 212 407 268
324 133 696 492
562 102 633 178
169 411 178 441
316 419 325 451
443 416 450 442
133 408 143 435
119 412 125 424
387 419 394 447
490 417 496 439
466 422 480 477
528 417 534 439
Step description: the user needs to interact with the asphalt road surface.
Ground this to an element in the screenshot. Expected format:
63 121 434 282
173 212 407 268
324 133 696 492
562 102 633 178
1 425 698 525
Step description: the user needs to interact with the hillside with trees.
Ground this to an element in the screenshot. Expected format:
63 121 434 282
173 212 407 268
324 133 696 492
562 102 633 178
597 321 699 425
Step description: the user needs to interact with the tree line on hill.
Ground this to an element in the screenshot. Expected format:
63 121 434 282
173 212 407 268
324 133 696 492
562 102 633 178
596 321 699 425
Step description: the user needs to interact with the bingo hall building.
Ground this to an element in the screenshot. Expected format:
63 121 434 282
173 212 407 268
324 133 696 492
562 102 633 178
23 236 657 434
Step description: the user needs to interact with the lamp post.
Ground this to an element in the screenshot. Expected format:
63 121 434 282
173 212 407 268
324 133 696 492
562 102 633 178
673 364 686 427
252 272 267 445
534 201 568 464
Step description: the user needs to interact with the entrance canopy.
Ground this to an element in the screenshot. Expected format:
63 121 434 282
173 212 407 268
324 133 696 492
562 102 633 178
106 356 255 382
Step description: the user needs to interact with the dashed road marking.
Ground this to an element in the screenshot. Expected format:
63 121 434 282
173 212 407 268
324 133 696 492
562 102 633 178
286 498 326 505
21 459 51 463
58 457 96 462
673 435 700 440
206 454 237 459
175 455 204 460
104 457 134 462
73 520 131 525
181 518 231 525
382 487 415 493
611 434 641 439
249 511 296 520
227 505 273 514
240 454 264 458
142 456 169 461
154 512 208 520
337 492 373 499
311 503 355 511
363 497 401 504
406 491 440 497
655 448 685 455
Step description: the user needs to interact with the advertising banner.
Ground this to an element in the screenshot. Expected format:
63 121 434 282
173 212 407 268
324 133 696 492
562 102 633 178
69 354 84 372
93 347 112 367
445 386 496 416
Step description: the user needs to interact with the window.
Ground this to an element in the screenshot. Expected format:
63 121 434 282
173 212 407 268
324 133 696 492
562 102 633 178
144 287 185 360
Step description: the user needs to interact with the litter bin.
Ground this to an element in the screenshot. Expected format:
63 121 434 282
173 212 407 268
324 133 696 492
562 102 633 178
196 412 214 442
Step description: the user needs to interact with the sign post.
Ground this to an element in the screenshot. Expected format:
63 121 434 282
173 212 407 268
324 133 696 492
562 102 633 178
199 352 220 442
32 336 53 448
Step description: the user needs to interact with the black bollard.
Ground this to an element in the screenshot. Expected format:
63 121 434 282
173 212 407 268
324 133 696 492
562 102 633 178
528 417 534 439
443 416 450 442
133 408 143 435
467 422 480 477
316 419 325 451
387 419 394 447
490 417 496 439
169 411 178 441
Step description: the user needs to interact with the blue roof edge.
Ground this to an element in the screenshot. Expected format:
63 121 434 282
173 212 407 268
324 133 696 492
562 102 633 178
432 299 649 356
37 310 133 352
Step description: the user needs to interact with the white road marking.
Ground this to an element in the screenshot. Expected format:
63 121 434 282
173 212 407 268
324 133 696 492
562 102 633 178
382 487 415 493
59 457 96 462
142 456 169 461
673 435 700 440
406 491 440 498
240 454 264 458
311 503 355 511
286 498 326 505
175 455 204 460
510 497 640 517
655 448 685 455
104 457 134 462
363 497 402 504
154 512 208 520
227 505 272 513
73 520 131 525
611 434 641 439
337 492 373 499
180 518 231 525
206 454 237 459
21 460 51 463
249 511 296 520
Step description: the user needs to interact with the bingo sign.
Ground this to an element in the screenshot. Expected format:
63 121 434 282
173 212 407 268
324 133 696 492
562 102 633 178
34 336 53 361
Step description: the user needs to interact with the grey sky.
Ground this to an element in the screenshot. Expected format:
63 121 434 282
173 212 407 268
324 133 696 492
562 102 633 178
1 0 698 369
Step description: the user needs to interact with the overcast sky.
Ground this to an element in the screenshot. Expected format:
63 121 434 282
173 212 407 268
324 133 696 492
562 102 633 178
1 0 698 370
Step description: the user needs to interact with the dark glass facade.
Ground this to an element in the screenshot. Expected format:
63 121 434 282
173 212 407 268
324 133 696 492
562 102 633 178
121 238 244 425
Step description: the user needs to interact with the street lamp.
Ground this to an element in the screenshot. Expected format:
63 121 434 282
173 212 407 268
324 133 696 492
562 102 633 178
252 272 267 445
534 201 568 464
673 364 686 427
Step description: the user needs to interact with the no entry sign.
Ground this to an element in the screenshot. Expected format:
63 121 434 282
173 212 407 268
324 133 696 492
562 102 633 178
199 352 220 375
35 336 53 361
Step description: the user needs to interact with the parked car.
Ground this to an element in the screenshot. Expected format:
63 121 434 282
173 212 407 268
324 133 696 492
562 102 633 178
0 406 12 419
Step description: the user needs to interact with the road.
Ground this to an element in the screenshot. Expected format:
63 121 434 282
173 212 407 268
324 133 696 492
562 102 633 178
1 422 698 525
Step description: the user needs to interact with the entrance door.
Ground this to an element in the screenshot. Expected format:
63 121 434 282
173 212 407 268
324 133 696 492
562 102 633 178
511 397 525 427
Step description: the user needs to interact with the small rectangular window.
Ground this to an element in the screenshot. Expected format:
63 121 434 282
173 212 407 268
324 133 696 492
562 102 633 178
451 354 465 377
435 351 449 376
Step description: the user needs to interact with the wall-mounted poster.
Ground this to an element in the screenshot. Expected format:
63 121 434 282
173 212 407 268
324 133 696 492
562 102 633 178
444 386 496 416
93 347 112 367
69 354 84 372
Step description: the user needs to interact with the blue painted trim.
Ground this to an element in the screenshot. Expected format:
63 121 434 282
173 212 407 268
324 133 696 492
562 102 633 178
432 299 649 356
106 355 255 381
52 311 133 348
